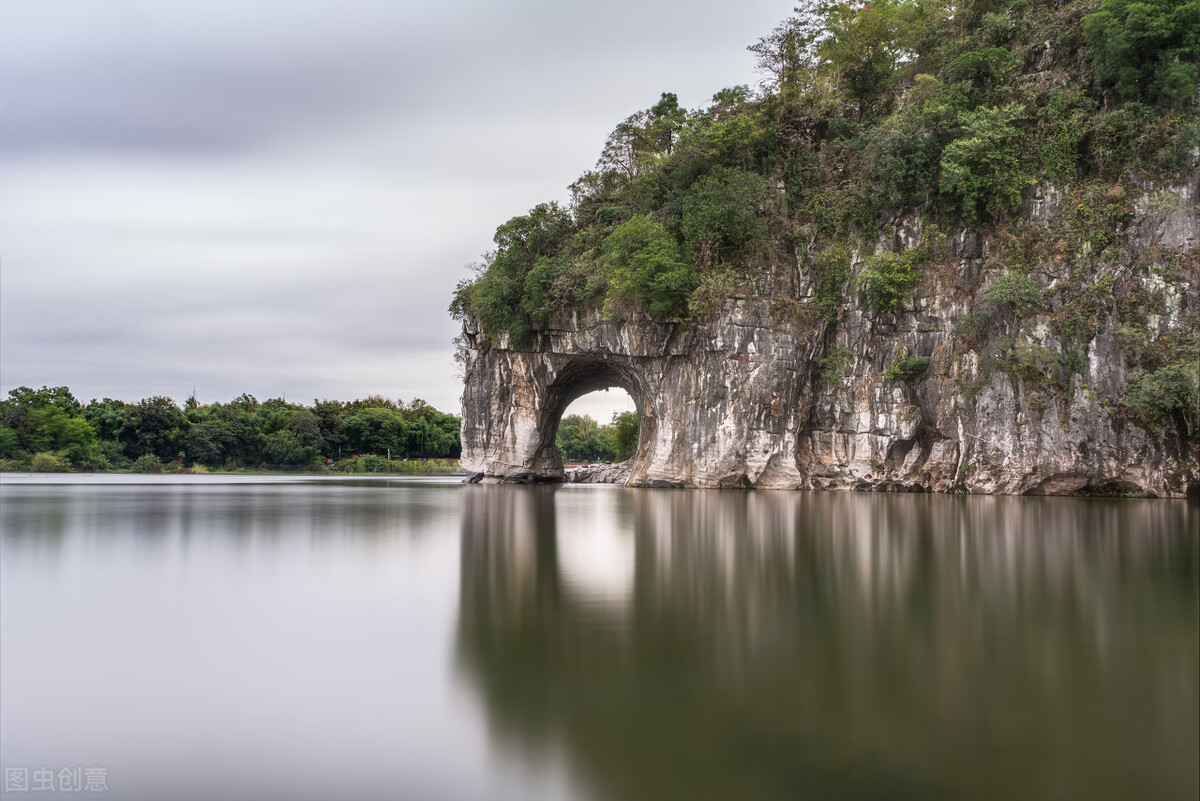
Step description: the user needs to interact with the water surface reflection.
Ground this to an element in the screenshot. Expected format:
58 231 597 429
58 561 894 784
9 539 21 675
1 478 527 801
457 486 1198 801
2 478 1195 801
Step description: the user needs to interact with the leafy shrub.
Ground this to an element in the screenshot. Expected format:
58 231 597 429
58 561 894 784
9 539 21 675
770 296 806 325
1083 0 1200 107
955 312 993 348
126 396 187 462
262 431 321 467
1052 296 1102 343
801 182 881 241
601 215 696 318
939 103 1031 224
812 246 851 322
1066 184 1134 254
612 411 639 461
882 355 930 382
940 47 1018 106
673 92 773 175
0 425 20 459
519 256 568 328
131 454 163 473
31 452 71 472
817 346 855 384
818 0 907 112
355 454 388 473
1115 324 1149 364
1036 87 1090 185
869 125 945 206
866 75 952 205
556 414 618 463
0 387 109 470
451 203 574 344
680 167 770 264
688 267 740 320
1122 361 1200 437
1082 104 1200 178
987 272 1042 316
857 238 931 313
998 338 1060 385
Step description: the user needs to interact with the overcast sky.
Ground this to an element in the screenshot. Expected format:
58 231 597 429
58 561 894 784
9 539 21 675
1 0 791 420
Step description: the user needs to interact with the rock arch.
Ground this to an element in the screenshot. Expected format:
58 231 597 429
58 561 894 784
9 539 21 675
457 306 813 487
532 357 652 480
456 300 1198 495
456 182 1200 496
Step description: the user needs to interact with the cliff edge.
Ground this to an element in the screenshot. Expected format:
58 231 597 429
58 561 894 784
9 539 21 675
454 0 1200 496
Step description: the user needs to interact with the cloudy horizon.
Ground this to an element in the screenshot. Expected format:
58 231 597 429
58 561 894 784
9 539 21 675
1 0 792 420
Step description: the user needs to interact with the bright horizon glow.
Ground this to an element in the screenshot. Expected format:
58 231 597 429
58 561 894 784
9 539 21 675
560 388 638 428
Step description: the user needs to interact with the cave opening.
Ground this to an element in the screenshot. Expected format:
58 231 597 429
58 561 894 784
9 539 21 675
533 359 650 476
556 387 638 465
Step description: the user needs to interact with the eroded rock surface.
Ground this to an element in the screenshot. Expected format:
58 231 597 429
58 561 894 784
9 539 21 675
565 461 634 484
459 182 1199 497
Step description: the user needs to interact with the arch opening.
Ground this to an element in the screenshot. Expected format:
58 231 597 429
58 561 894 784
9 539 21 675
531 359 651 480
557 387 638 465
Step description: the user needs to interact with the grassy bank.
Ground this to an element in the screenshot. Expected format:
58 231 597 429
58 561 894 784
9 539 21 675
330 456 462 475
3 455 463 476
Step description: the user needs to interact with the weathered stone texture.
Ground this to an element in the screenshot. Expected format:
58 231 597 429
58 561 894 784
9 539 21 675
459 181 1200 497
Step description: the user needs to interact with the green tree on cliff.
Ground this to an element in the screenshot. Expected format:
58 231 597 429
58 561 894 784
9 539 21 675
602 215 696 318
1083 0 1200 107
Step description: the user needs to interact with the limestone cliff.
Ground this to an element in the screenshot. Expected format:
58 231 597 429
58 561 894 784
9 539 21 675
459 178 1199 497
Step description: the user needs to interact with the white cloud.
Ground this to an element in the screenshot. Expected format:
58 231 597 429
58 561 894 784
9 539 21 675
0 0 791 411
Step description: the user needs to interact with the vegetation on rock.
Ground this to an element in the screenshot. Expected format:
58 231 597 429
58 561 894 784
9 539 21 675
883 355 932 381
453 0 1199 446
987 271 1042 318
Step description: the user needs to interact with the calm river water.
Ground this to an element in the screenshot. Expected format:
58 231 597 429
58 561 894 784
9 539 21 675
1 475 1196 801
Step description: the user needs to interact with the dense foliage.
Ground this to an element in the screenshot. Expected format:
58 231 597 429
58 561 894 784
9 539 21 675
452 0 1198 343
449 0 1200 448
1119 332 1200 436
0 386 461 472
1082 0 1199 106
557 412 639 463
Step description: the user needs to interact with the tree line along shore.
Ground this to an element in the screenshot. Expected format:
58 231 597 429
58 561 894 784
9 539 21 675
0 386 462 474
0 386 638 474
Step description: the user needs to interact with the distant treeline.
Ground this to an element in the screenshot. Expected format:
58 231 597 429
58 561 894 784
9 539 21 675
0 386 461 473
557 412 638 464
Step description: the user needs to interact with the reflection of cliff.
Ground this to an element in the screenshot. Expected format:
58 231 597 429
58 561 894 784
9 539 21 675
456 486 1199 801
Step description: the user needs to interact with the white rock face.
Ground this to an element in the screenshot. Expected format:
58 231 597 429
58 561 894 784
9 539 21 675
565 462 633 484
458 183 1200 497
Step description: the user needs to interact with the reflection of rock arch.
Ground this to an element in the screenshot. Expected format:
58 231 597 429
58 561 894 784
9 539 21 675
455 487 1199 801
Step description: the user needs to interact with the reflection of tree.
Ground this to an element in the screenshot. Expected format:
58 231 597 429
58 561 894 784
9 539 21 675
457 488 1199 801
0 481 460 553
